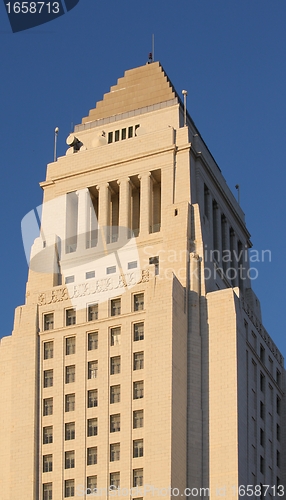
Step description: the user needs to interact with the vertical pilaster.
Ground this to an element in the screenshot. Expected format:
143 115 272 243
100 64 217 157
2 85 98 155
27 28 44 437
222 216 231 277
76 188 88 251
139 172 150 237
230 229 239 287
118 178 130 231
98 183 109 229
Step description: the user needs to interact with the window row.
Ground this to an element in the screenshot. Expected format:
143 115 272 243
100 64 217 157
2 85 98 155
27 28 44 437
43 322 144 360
107 124 140 144
43 411 143 444
43 293 144 331
43 353 144 387
43 383 144 415
43 469 143 499
43 440 143 472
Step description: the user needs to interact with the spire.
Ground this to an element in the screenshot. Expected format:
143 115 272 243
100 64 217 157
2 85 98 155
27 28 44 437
82 62 178 124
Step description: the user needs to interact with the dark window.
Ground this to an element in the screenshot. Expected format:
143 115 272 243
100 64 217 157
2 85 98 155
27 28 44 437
65 422 75 440
43 426 53 444
110 385 120 404
87 447 97 465
88 389 98 408
134 293 144 311
111 356 121 375
88 332 98 350
134 322 144 341
88 304 98 321
108 132 113 143
43 398 53 416
128 126 133 138
43 454 53 473
110 414 120 433
44 341 54 360
44 313 54 331
133 410 143 428
87 418 98 437
44 370 53 388
66 337 76 355
66 309 76 326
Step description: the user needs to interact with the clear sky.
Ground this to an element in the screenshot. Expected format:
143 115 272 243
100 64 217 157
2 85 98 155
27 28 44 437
0 0 285 357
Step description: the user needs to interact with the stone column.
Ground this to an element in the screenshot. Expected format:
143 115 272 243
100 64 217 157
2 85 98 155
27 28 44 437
98 183 110 244
139 173 150 237
221 216 231 277
118 178 130 235
213 203 222 266
76 188 89 252
230 229 239 287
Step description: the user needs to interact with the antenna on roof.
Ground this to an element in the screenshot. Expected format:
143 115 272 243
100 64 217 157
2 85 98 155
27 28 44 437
152 33 155 61
147 34 155 64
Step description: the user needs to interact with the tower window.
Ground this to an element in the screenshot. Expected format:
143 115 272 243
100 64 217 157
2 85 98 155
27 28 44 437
134 293 144 311
110 414 120 433
110 327 121 346
110 385 120 404
133 439 144 458
133 410 144 428
110 443 120 461
44 341 54 360
111 356 121 375
134 322 144 341
66 309 76 327
43 454 53 473
133 352 144 370
88 389 98 408
43 398 53 416
133 468 143 487
65 365 75 384
43 426 53 444
114 130 120 142
65 450 75 469
128 126 133 138
88 304 98 322
111 298 121 316
65 394 75 412
87 418 98 437
65 479 75 498
149 256 159 275
86 271 95 280
87 476 97 495
88 332 98 350
43 483 52 500
110 472 120 489
66 337 76 355
44 369 53 388
44 313 54 331
87 447 97 465
65 275 74 284
133 381 144 399
88 360 98 379
65 422 75 440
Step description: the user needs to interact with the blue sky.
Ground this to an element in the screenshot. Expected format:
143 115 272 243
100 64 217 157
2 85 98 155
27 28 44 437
0 0 285 356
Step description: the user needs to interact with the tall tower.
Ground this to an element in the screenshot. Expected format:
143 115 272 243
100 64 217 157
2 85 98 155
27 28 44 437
0 62 285 500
